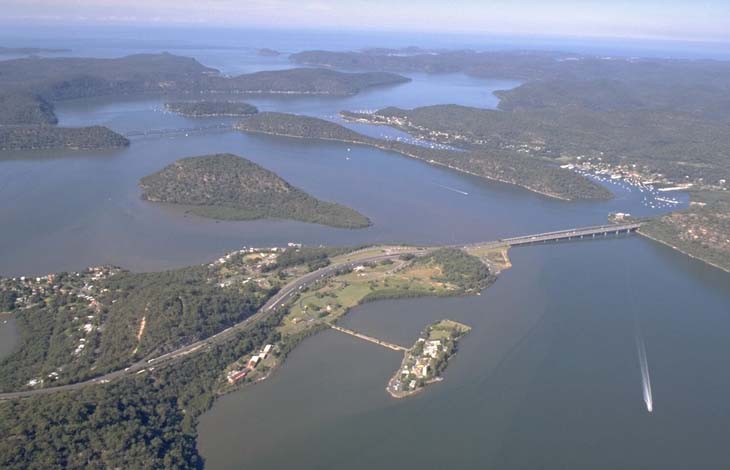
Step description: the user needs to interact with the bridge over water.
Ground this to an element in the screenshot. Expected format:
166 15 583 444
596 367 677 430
462 222 642 249
124 124 233 138
0 222 643 399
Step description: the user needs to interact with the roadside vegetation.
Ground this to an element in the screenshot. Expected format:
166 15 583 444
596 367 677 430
0 245 369 468
0 243 503 468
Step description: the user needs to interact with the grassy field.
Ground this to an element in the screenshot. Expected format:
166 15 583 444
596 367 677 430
278 257 457 336
219 246 498 391
464 245 512 274
428 319 472 340
329 245 422 264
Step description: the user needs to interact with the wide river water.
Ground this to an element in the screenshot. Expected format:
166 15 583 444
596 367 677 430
0 31 728 469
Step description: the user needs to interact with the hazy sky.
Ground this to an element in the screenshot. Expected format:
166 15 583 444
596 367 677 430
3 0 729 41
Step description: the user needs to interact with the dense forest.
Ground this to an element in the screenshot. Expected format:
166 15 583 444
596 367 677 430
0 93 57 125
640 191 730 272
139 153 371 228
165 101 258 117
296 48 730 183
349 104 730 185
293 48 730 269
0 244 370 468
0 125 129 151
0 309 286 469
0 54 409 109
416 248 494 293
0 265 273 391
237 111 367 141
201 67 409 95
238 112 611 200
0 53 408 152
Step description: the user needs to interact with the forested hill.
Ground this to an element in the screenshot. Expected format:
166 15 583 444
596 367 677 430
0 53 214 101
237 112 611 201
0 93 57 125
202 68 409 95
164 101 258 117
0 126 129 151
236 111 366 141
139 153 371 228
0 54 410 121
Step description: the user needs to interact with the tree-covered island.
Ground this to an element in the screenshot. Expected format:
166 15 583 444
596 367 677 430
139 153 371 228
164 101 258 117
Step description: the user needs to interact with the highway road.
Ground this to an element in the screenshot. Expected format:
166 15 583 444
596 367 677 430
0 247 430 400
0 223 641 400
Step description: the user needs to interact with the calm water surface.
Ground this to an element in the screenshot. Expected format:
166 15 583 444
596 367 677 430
0 35 727 470
198 239 730 469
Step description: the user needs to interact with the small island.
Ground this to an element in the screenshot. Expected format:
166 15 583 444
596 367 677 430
387 319 471 398
164 101 258 117
257 48 281 57
139 153 371 228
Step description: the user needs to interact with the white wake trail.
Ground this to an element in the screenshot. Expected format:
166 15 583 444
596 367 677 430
434 184 469 195
636 328 653 413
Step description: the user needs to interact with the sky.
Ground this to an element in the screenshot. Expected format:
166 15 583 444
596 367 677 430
2 0 729 42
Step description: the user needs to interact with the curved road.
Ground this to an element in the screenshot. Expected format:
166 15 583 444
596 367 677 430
0 223 640 400
0 248 429 400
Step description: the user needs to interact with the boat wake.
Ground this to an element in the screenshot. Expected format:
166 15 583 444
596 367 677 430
434 183 469 195
635 326 654 413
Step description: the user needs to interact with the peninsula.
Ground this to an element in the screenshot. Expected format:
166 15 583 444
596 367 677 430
293 48 730 271
0 242 499 468
235 112 611 201
0 222 644 468
139 153 371 228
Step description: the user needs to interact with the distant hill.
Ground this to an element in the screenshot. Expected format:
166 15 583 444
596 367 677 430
164 101 258 117
0 55 410 147
0 47 70 55
0 54 409 106
139 154 371 228
0 53 408 152
0 93 57 126
201 67 410 96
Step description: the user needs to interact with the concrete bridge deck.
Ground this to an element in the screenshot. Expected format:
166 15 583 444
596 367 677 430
463 222 642 249
0 222 642 399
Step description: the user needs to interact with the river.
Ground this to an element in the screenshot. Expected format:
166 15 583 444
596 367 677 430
0 28 727 469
